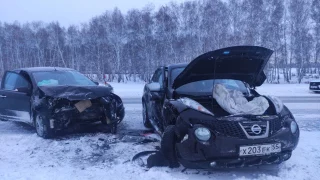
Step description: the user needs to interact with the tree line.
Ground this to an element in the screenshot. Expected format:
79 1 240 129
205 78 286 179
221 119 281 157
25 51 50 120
0 0 319 83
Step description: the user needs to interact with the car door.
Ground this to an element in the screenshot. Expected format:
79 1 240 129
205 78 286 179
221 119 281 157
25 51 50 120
0 71 32 123
147 68 165 122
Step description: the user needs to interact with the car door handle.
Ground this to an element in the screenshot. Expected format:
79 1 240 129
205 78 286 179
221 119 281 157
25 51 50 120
0 95 7 98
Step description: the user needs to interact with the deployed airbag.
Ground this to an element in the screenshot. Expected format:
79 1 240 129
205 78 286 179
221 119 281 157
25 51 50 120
212 84 269 115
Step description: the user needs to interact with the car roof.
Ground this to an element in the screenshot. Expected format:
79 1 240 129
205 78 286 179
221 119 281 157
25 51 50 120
14 67 74 73
166 63 188 69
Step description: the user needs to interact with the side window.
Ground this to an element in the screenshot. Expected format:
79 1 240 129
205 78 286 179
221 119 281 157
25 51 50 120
3 72 30 91
4 73 19 90
158 72 163 86
151 69 164 85
151 69 161 82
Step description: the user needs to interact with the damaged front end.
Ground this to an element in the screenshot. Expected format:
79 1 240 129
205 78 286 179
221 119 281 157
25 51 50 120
31 86 125 133
167 96 300 169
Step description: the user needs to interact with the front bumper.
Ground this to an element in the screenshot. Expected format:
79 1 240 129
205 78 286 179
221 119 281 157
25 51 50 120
178 151 292 169
174 111 299 169
38 96 125 130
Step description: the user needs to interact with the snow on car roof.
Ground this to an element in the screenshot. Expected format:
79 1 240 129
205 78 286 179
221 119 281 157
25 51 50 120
14 67 74 72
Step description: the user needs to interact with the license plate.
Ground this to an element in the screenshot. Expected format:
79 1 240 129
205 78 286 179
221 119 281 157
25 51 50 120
239 143 281 156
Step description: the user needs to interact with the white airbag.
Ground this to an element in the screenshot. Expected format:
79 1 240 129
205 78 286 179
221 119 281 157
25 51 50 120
212 84 269 115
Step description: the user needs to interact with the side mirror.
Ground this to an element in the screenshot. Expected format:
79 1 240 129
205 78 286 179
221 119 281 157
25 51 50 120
93 81 99 85
16 87 31 94
147 82 161 92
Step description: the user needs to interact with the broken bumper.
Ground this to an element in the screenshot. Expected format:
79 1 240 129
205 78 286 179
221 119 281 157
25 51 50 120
35 95 125 130
174 111 299 169
176 127 299 168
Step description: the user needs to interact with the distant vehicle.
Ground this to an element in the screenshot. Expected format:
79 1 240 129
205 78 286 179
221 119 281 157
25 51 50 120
143 46 299 168
310 79 320 93
0 67 125 138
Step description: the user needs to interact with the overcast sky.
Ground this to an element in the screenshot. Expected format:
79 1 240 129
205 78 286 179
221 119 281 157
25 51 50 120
0 0 186 27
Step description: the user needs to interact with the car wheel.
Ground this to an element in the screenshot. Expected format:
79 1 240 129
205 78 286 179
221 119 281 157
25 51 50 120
35 114 54 139
143 102 152 128
111 124 117 134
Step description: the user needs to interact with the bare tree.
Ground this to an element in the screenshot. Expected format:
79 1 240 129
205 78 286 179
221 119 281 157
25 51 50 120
0 0 318 83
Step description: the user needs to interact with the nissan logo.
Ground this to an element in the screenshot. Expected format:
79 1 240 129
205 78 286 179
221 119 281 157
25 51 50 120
251 124 262 135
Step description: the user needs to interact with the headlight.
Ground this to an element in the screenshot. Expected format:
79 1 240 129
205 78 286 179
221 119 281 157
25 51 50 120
178 97 214 116
290 121 298 134
266 95 284 113
195 127 211 141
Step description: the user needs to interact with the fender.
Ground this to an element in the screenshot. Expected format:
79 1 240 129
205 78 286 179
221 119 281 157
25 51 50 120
162 99 188 127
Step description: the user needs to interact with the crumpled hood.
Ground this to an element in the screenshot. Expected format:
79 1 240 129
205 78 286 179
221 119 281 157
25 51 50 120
38 85 112 101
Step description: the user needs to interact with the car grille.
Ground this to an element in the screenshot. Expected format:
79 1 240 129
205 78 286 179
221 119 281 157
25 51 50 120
209 121 247 139
203 117 283 139
239 121 269 139
269 117 283 134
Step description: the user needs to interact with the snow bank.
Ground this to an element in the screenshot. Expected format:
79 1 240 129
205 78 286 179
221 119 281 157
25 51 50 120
256 84 318 97
109 82 145 98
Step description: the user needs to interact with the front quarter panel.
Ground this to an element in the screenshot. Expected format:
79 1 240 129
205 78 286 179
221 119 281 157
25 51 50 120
163 99 188 126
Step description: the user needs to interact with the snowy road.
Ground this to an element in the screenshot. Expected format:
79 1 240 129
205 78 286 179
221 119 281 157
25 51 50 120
0 98 319 180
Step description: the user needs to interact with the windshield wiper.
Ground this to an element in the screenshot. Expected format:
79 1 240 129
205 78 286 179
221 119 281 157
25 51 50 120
177 93 212 99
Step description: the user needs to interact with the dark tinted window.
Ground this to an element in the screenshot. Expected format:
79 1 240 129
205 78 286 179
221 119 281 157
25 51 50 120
3 72 30 90
33 71 95 86
151 69 163 85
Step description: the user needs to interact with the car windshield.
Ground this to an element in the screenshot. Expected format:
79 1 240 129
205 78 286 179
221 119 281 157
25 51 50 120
171 67 248 94
33 70 96 86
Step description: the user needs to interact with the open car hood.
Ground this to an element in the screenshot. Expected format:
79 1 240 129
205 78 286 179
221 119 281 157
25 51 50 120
38 85 112 101
172 46 273 89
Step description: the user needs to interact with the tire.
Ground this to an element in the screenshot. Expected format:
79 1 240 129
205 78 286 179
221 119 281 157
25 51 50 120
110 124 117 134
142 102 152 128
35 114 54 139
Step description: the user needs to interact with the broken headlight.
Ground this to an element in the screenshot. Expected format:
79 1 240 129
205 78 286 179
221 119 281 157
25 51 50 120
178 97 214 116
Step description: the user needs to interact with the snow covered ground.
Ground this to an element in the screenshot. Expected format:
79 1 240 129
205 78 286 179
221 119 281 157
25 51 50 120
108 82 319 99
1 81 319 180
256 84 319 97
0 100 319 180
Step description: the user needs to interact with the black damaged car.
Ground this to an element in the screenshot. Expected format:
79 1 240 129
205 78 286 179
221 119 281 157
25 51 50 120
0 67 125 138
142 46 299 168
